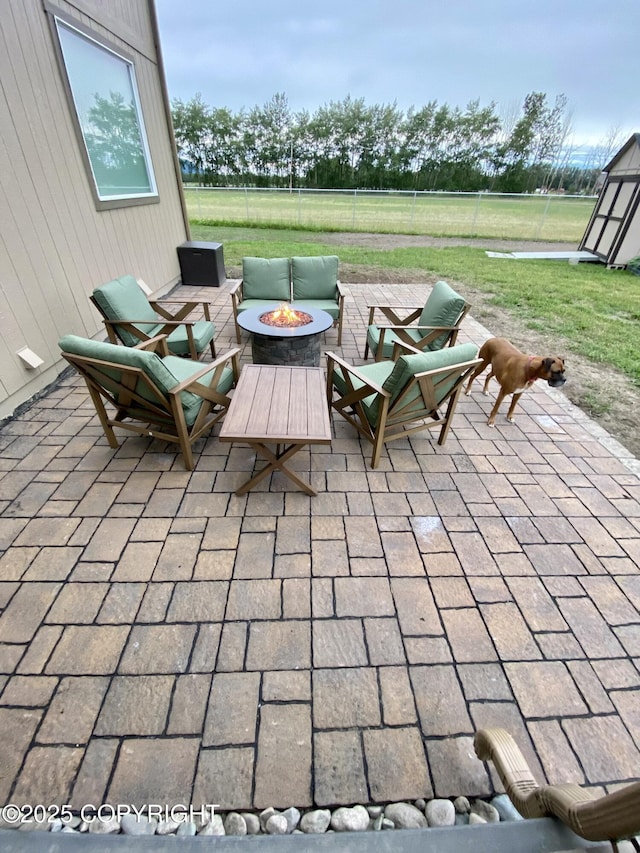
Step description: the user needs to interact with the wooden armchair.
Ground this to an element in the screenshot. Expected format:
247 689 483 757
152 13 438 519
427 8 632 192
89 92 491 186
290 255 345 346
91 275 216 360
58 334 240 470
364 280 471 361
326 341 480 468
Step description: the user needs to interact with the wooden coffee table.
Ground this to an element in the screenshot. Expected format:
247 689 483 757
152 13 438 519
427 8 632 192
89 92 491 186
219 364 332 495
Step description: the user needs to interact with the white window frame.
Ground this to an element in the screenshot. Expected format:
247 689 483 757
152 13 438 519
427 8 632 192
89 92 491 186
47 5 159 210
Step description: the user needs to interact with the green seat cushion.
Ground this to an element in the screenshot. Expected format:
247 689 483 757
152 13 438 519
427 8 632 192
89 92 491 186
418 280 466 351
242 257 291 301
92 275 160 346
58 335 228 427
236 299 286 314
331 360 394 425
366 326 424 359
165 319 215 355
291 256 339 301
291 299 339 320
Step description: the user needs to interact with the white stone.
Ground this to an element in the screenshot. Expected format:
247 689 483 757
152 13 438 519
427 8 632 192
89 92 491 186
224 813 247 836
454 795 470 814
176 822 196 837
198 815 225 835
266 814 289 835
382 818 395 830
468 813 487 825
88 817 120 834
367 805 384 818
156 818 181 835
385 802 428 829
300 809 331 834
425 799 455 827
241 813 261 835
120 814 157 835
330 805 370 832
282 806 301 832
471 799 500 824
259 807 277 831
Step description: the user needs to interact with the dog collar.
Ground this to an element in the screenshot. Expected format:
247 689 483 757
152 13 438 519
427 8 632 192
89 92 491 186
526 356 537 385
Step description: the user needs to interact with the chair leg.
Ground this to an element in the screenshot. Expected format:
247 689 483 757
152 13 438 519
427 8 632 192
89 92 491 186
235 320 242 345
209 338 216 358
86 384 119 448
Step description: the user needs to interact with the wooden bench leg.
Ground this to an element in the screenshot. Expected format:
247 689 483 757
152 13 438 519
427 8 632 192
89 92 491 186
236 442 316 495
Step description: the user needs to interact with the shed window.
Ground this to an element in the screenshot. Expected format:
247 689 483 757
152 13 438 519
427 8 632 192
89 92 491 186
53 16 157 205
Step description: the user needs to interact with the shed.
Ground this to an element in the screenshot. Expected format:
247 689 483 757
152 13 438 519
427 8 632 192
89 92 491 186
579 133 640 268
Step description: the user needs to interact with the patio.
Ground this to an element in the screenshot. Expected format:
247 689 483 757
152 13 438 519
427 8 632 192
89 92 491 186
1 278 639 818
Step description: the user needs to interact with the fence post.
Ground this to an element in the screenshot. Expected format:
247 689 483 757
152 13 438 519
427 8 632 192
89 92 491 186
244 187 250 222
535 194 552 239
410 191 417 230
352 190 357 229
472 192 482 231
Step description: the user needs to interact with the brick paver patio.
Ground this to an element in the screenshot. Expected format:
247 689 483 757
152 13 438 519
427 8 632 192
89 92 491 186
1 280 639 815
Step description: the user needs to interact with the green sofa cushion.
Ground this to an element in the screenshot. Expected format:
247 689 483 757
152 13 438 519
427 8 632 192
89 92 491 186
165 320 216 355
242 257 291 301
92 275 160 346
418 280 467 351
291 256 339 301
291 299 339 320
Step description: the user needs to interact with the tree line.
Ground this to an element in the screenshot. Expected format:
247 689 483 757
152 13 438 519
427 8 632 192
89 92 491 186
170 92 619 194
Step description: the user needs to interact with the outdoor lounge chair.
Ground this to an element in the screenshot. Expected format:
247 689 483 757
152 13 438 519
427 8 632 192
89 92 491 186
59 334 239 470
91 275 217 360
326 341 480 468
230 256 345 345
363 279 471 361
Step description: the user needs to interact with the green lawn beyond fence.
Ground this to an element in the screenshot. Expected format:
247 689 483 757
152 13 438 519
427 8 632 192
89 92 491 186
184 187 596 243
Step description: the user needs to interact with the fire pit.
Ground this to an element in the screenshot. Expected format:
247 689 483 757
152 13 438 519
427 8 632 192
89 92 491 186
237 304 333 366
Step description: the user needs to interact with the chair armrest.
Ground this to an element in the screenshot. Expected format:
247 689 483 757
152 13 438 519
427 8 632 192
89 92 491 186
134 335 171 356
168 347 242 395
336 281 347 299
326 352 389 397
228 281 243 296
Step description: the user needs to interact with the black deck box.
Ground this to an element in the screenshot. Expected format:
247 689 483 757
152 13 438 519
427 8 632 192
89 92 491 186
177 241 226 287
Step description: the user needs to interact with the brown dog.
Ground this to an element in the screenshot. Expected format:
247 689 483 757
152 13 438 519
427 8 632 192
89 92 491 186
465 337 566 426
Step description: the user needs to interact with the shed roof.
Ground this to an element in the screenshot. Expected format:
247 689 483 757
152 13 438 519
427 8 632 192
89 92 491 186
604 133 640 172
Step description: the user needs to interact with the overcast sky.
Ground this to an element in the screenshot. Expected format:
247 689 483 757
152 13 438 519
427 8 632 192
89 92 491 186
155 0 639 149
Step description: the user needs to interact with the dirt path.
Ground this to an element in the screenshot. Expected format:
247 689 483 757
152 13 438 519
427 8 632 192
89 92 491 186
324 232 639 460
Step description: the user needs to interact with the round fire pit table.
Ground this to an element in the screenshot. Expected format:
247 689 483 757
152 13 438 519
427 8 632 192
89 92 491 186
237 304 333 366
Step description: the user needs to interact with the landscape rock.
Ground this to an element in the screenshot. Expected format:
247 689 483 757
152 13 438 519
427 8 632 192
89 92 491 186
385 802 428 829
224 813 247 836
266 814 289 835
425 798 455 827
468 813 487 825
471 799 500 824
454 796 470 813
198 815 225 835
176 822 196 837
330 805 370 832
300 809 331 834
491 794 524 821
242 813 261 835
282 807 301 832
120 814 157 836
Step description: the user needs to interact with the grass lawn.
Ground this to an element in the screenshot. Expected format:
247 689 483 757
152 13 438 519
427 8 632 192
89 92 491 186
186 189 595 243
192 223 640 387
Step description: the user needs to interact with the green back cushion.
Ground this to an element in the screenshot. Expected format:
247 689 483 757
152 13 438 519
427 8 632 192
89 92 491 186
419 281 466 350
382 342 478 409
291 256 339 301
92 276 159 345
242 257 291 301
58 334 202 414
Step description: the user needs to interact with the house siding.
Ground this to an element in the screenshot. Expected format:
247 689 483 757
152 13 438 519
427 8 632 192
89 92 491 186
0 0 188 418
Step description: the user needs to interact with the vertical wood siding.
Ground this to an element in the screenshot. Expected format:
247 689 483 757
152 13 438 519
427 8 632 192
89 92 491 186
0 0 188 414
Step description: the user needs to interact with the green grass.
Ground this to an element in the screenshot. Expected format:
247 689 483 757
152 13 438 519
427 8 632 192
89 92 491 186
192 223 640 386
185 188 595 242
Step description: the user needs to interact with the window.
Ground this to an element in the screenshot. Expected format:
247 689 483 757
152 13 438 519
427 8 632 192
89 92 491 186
51 12 157 207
